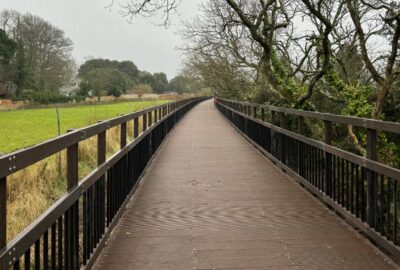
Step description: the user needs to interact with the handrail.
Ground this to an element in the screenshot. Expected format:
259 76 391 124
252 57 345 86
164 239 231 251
0 101 176 179
218 97 400 133
215 97 400 261
0 97 209 269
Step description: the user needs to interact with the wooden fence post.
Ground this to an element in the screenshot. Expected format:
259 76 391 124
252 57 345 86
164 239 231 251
98 130 106 165
120 122 127 149
134 118 139 139
148 111 153 127
143 114 147 132
67 131 79 191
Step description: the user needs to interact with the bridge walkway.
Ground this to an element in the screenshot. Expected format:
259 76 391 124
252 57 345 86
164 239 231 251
94 100 397 270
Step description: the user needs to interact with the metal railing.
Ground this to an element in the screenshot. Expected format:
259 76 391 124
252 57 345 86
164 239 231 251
0 97 208 269
215 97 400 260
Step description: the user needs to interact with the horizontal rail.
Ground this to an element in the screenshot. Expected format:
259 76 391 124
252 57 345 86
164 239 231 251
0 97 209 270
0 102 172 179
215 98 400 261
218 98 400 134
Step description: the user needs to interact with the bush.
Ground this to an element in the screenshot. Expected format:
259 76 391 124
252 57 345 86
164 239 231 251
132 83 153 98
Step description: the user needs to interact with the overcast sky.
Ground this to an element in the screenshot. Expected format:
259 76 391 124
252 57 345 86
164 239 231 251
1 0 201 79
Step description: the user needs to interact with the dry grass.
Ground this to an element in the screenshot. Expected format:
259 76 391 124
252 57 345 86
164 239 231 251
7 116 146 242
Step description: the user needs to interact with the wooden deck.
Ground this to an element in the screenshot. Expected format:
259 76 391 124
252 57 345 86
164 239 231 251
94 100 398 270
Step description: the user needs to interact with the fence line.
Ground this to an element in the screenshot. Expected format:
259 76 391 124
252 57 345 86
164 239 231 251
215 97 400 260
0 97 208 270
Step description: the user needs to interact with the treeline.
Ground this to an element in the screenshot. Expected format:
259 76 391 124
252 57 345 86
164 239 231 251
121 0 400 166
0 9 202 103
77 58 202 99
0 10 74 101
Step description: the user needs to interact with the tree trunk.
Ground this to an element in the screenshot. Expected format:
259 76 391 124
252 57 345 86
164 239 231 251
373 83 392 119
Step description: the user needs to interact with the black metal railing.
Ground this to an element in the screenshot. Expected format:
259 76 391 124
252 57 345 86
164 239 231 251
215 97 400 259
0 97 207 270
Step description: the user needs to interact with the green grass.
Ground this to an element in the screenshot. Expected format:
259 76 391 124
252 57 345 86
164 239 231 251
0 100 169 153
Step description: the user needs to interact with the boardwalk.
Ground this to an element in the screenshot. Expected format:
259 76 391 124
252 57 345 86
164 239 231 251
94 100 398 270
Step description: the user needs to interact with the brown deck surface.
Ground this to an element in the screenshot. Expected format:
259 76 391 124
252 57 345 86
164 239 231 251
94 100 398 270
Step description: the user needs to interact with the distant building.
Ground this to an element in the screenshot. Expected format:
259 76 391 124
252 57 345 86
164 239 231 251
59 78 81 97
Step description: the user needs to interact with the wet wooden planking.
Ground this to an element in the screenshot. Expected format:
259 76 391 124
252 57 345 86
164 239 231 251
93 100 398 270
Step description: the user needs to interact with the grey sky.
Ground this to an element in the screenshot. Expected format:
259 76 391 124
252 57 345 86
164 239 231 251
1 0 201 79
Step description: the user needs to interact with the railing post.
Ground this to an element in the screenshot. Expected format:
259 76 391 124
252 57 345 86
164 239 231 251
280 113 287 129
253 106 257 118
98 130 106 165
367 129 377 227
134 117 139 139
0 176 6 250
261 108 265 121
298 116 304 135
66 130 79 269
148 111 153 127
324 121 333 197
120 122 127 149
271 111 276 125
67 132 79 191
143 114 147 132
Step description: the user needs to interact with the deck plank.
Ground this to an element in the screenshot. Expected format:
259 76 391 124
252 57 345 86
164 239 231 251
94 100 398 270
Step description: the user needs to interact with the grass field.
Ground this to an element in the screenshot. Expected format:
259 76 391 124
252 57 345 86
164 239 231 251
4 99 169 241
0 100 169 153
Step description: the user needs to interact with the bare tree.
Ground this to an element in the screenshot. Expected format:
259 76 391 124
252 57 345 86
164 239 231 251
0 10 74 93
345 0 400 119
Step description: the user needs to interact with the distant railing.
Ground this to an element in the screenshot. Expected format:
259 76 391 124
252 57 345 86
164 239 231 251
215 97 400 260
0 97 208 269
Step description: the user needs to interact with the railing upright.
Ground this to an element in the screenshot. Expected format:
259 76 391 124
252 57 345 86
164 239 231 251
324 121 333 197
0 177 5 250
120 122 127 148
367 128 377 228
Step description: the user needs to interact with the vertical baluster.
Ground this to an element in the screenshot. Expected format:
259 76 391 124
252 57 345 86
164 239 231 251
346 160 350 209
34 239 40 270
350 163 355 213
355 165 360 218
57 217 62 269
379 175 385 234
361 167 366 222
13 260 19 270
393 180 398 244
24 248 31 270
43 231 49 270
324 121 333 197
51 223 56 270
333 156 337 201
66 136 79 269
367 129 377 227
0 177 6 250
387 179 392 240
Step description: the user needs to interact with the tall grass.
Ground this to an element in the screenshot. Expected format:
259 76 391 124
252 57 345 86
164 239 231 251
6 115 146 241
